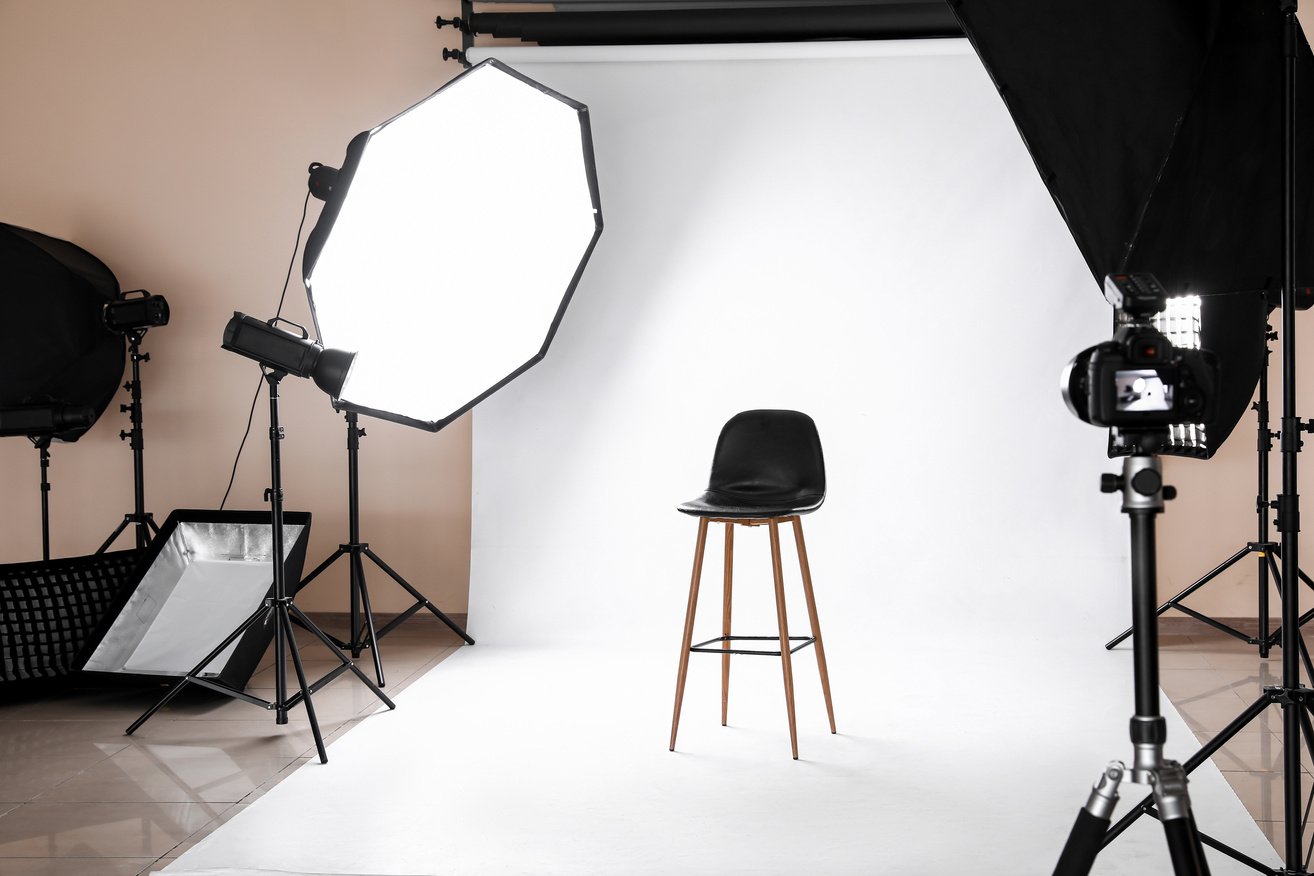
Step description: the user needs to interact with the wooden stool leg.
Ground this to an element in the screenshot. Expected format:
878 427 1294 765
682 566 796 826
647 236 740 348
769 518 799 759
670 517 709 751
793 516 836 734
721 522 734 726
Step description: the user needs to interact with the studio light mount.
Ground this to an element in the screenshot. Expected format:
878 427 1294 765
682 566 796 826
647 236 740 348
98 290 170 553
127 313 393 764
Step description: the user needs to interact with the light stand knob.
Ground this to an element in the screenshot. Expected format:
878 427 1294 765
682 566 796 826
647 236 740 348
1101 473 1122 493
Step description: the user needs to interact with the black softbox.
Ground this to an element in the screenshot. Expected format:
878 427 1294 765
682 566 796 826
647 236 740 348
0 223 124 441
950 0 1314 457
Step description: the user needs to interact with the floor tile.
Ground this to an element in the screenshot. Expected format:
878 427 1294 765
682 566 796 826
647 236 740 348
0 802 214 858
0 721 130 803
162 802 248 858
0 614 460 873
0 858 159 875
34 746 295 805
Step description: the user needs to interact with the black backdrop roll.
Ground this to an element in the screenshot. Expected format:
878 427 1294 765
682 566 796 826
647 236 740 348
950 0 1314 457
0 224 124 441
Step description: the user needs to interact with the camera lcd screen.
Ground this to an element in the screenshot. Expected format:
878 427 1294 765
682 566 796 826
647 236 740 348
1115 369 1174 412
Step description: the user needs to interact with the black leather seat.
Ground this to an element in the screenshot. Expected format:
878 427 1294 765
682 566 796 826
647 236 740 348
677 410 825 519
668 410 835 760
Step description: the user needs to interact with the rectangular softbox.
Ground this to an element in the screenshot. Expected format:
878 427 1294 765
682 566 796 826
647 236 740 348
79 509 311 689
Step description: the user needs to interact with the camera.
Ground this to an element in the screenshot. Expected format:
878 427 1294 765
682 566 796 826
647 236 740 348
103 289 169 332
1062 273 1219 451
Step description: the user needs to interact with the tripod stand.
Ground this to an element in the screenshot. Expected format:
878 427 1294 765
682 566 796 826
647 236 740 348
1106 322 1314 656
1096 8 1314 871
298 409 474 687
125 369 395 764
97 329 161 553
31 436 52 561
1056 454 1214 875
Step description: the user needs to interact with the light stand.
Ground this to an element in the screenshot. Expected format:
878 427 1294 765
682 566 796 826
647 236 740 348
31 436 52 561
299 409 474 686
97 328 161 553
126 368 395 764
1055 454 1213 876
1105 321 1314 656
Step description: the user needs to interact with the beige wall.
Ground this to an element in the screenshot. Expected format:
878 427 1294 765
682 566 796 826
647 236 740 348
0 0 471 613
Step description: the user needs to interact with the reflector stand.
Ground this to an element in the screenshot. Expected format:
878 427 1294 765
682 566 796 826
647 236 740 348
126 369 394 764
298 410 474 687
97 329 161 554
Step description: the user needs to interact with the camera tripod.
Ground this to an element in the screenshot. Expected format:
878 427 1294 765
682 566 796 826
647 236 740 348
298 409 473 687
1055 454 1215 875
1105 322 1314 657
97 328 161 553
1086 9 1314 871
126 369 395 764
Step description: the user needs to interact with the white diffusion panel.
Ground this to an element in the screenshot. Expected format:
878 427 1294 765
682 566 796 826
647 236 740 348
467 40 1127 649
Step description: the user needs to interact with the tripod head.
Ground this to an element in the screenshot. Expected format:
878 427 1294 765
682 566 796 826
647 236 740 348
1100 452 1176 515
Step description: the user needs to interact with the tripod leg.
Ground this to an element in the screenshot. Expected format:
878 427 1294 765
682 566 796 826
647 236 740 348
126 602 270 735
1299 632 1314 689
1299 702 1314 777
670 518 708 752
96 517 131 555
1157 762 1212 876
353 551 385 686
1265 553 1284 648
299 546 348 589
364 547 475 645
1054 763 1121 876
286 602 395 710
282 606 328 764
769 519 799 760
1105 546 1252 650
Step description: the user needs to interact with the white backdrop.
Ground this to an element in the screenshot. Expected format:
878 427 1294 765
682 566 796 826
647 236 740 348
467 39 1127 648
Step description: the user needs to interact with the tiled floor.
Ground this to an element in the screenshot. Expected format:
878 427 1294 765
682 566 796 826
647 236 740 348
1158 624 1312 858
0 615 464 875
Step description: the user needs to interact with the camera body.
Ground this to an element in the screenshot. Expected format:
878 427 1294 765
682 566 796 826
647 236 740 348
1062 274 1219 449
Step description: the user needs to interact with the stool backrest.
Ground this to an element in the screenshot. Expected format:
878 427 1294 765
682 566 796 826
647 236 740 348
707 410 825 499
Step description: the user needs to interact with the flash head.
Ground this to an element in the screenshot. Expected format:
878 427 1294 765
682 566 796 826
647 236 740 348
103 290 170 332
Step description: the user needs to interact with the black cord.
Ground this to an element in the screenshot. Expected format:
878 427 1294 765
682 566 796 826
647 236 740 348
219 191 312 510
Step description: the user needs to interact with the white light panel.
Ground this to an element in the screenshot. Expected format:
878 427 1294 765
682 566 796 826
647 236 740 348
1154 295 1207 450
306 61 601 429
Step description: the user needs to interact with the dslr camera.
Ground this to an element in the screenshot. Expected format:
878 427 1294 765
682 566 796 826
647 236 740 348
1062 273 1219 452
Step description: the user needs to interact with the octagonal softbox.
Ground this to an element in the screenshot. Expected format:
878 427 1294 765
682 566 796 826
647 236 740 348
303 59 603 432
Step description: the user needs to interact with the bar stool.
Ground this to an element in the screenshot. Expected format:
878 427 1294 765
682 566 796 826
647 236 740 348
668 409 836 760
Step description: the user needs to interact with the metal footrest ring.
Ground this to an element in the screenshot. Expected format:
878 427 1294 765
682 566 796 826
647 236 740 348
689 634 814 657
